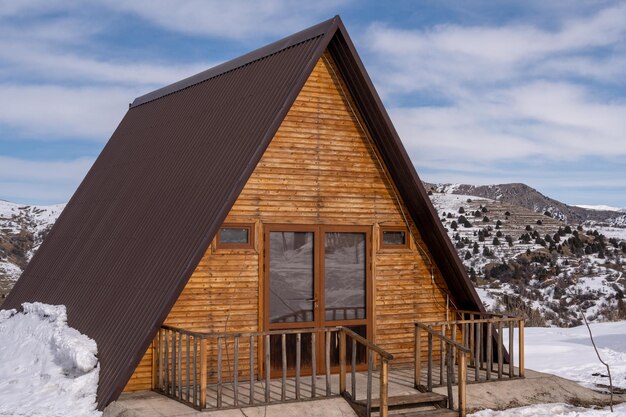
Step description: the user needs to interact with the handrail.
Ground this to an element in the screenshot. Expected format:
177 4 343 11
160 324 342 338
414 322 469 417
341 327 394 360
415 323 470 353
455 310 515 317
425 316 523 326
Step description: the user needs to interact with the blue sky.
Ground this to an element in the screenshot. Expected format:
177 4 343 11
1 0 625 208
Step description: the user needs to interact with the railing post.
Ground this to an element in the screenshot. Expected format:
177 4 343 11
519 320 525 378
427 330 433 391
265 335 271 403
497 321 503 380
440 325 445 385
339 329 346 395
199 337 207 409
351 338 357 399
281 333 287 401
446 345 453 411
325 330 331 397
296 332 301 400
486 322 492 380
217 337 222 408
458 351 467 417
474 321 481 381
366 350 373 417
249 335 255 405
507 320 513 378
380 358 389 417
151 331 160 390
414 325 421 388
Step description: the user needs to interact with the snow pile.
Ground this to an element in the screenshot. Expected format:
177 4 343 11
507 321 626 391
0 302 101 417
470 402 626 417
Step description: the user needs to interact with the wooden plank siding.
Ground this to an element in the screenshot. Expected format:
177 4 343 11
124 51 457 391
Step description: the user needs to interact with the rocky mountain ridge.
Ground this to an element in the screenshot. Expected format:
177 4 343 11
0 200 64 301
423 182 624 224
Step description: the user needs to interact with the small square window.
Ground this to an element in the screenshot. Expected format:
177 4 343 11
217 224 254 249
380 226 410 249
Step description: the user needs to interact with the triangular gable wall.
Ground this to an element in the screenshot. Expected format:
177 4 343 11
5 16 481 408
125 51 455 390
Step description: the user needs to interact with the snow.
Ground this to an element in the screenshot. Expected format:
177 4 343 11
471 321 626 417
0 302 101 417
0 200 64 281
470 403 626 417
507 321 626 391
575 205 625 213
475 287 497 310
0 262 23 282
592 226 626 240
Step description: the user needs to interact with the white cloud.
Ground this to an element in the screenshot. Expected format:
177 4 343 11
363 2 626 178
97 0 347 39
0 156 93 183
0 84 135 140
366 2 626 92
0 43 213 87
0 156 93 204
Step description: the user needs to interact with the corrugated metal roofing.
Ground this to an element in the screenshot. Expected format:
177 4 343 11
3 15 482 409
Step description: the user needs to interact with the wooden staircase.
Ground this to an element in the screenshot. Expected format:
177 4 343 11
347 392 457 417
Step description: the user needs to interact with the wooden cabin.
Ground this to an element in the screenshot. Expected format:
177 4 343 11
4 16 524 417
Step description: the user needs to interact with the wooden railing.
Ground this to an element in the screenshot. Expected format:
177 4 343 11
340 327 394 417
153 325 392 416
414 323 470 417
449 311 525 381
414 312 525 417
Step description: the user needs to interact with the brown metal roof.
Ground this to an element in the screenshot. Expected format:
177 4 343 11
4 15 482 409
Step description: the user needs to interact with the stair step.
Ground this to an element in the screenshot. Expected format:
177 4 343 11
352 392 448 410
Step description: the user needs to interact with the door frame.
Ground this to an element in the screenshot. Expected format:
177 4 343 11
262 224 373 375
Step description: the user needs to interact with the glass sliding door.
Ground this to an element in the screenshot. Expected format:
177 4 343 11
269 230 315 324
323 231 366 322
265 225 371 375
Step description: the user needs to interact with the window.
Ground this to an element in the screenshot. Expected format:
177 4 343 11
380 226 409 249
216 223 254 249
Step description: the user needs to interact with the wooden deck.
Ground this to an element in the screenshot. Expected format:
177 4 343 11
201 364 521 409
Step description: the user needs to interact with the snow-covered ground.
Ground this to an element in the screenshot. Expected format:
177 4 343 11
470 402 626 417
471 321 626 416
511 321 626 391
0 303 101 417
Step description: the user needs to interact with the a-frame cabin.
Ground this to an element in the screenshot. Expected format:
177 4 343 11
4 16 524 416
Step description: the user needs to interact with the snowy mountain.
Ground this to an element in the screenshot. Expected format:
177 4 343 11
424 182 623 224
574 205 625 213
0 201 64 302
427 188 626 327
